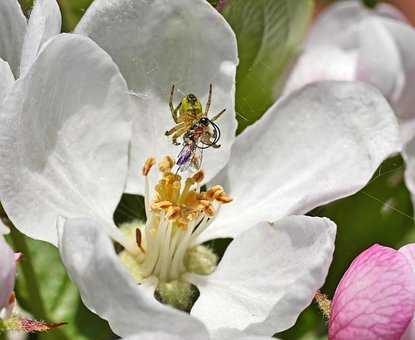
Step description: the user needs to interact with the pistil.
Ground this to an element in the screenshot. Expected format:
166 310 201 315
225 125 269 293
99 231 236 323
119 156 232 289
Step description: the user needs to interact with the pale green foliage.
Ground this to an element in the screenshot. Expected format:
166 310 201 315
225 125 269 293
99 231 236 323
222 0 314 132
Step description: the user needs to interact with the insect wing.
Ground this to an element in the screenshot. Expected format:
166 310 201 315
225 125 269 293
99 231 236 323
177 143 194 167
191 147 203 170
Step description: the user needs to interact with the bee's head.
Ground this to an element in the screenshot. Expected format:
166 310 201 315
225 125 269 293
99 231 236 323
181 93 202 112
199 117 210 126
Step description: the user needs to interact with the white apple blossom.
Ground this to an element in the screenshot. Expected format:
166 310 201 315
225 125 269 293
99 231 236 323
0 0 402 339
284 1 415 139
56 77 400 339
283 1 415 208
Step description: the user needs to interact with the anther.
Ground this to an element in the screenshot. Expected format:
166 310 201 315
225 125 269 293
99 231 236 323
166 206 181 220
135 228 146 253
152 201 173 211
176 217 188 229
217 194 233 203
206 185 224 200
192 170 205 183
159 155 175 173
199 200 210 208
142 158 156 176
204 205 216 217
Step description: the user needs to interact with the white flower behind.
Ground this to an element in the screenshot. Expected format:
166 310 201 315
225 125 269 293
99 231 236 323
283 0 415 218
284 0 415 129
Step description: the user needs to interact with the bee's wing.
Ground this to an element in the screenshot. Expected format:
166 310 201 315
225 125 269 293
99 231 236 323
191 147 203 170
177 144 192 165
176 143 197 173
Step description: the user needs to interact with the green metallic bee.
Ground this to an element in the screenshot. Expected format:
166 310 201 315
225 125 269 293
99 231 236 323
165 84 226 146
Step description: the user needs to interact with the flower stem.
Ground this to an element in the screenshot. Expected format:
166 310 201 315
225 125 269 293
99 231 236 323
9 229 48 318
8 229 69 340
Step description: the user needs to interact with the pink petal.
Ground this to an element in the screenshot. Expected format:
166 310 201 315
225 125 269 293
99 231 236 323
329 244 415 340
399 244 415 340
0 237 16 310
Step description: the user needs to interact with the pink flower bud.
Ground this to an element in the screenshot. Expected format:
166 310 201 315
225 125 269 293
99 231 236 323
329 244 415 340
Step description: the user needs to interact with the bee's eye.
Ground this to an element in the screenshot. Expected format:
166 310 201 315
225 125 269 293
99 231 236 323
187 94 197 103
200 117 209 126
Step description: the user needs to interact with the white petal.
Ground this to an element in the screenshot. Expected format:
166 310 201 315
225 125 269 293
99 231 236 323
380 18 415 122
212 328 276 340
20 0 62 77
199 81 400 242
0 58 14 103
0 0 27 77
309 1 409 49
0 236 15 310
190 216 336 335
59 217 209 339
355 18 403 100
75 0 238 194
307 1 368 49
0 34 131 245
283 46 357 96
375 3 409 22
123 329 275 340
403 138 415 201
307 2 409 121
123 334 183 340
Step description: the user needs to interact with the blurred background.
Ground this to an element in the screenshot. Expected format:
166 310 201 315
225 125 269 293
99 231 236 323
6 0 415 339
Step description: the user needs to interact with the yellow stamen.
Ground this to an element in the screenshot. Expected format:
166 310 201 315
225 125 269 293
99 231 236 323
143 157 156 176
192 170 204 183
146 157 232 230
159 155 175 173
151 201 173 211
217 194 233 203
166 206 181 220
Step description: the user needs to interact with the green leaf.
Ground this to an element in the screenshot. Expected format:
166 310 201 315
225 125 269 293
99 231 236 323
8 230 113 340
58 0 94 32
114 193 146 226
222 0 314 132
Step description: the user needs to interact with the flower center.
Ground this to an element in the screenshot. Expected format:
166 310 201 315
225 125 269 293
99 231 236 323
119 156 232 288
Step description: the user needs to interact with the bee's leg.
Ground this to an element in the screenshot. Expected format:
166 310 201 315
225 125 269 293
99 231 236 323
201 133 214 146
171 127 188 145
165 123 186 136
211 108 226 122
169 85 181 123
201 132 220 148
205 84 213 115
